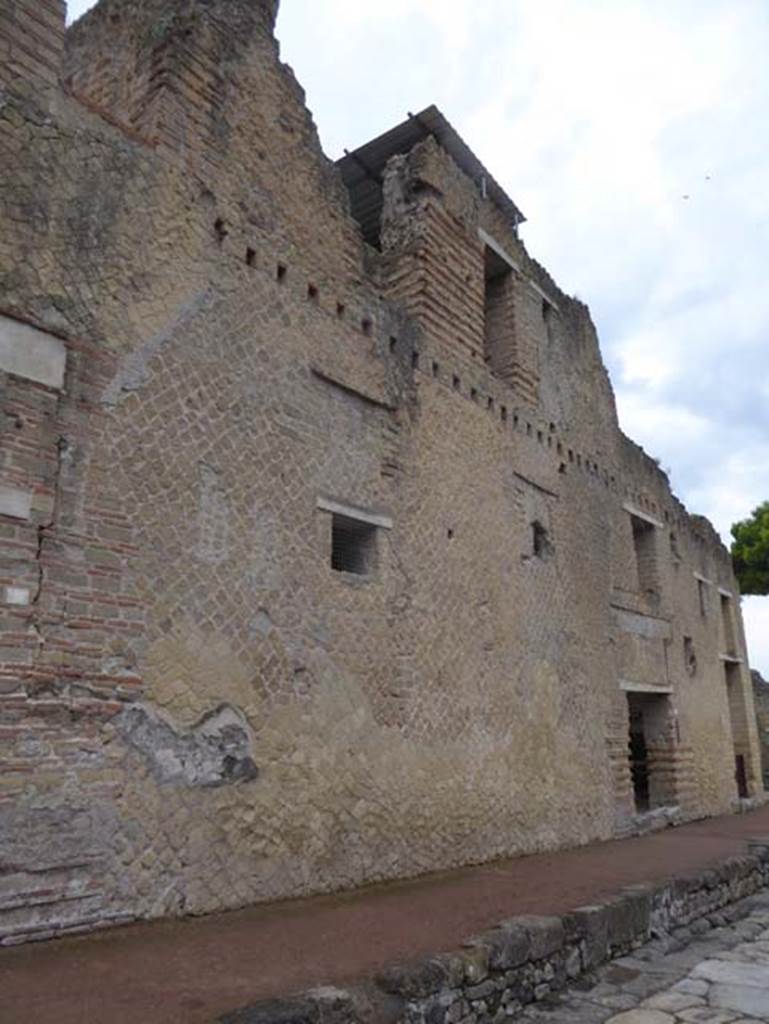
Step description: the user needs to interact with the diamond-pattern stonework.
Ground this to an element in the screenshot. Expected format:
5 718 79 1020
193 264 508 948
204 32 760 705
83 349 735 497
0 0 761 945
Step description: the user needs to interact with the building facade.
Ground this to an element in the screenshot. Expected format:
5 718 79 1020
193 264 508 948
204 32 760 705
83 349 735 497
752 671 769 790
0 0 762 946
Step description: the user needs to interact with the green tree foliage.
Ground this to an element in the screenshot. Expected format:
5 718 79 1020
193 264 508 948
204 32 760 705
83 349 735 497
731 501 769 595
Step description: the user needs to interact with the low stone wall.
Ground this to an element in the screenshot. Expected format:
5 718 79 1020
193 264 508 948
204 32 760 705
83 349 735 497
219 841 769 1024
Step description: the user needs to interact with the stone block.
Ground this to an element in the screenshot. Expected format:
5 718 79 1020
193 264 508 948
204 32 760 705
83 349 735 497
376 957 456 999
607 888 652 952
0 315 66 390
485 922 531 970
2 586 30 605
514 916 564 961
568 905 609 970
220 989 357 1024
465 979 497 1001
671 875 699 900
746 839 769 863
0 485 32 521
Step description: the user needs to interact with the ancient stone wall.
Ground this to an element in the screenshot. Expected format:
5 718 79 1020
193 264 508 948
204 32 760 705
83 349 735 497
752 671 769 788
0 0 761 946
0 0 65 96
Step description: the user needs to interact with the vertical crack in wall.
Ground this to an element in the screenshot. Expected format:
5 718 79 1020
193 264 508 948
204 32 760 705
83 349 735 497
30 433 69 656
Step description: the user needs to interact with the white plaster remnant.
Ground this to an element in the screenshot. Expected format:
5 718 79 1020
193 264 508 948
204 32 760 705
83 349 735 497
623 503 664 529
316 496 392 529
0 315 66 390
620 679 674 694
613 608 672 640
0 485 33 521
115 702 258 787
2 586 30 605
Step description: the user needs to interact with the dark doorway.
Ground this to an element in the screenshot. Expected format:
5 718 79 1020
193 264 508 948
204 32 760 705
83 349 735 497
725 661 753 800
626 690 676 813
735 754 749 799
629 703 650 812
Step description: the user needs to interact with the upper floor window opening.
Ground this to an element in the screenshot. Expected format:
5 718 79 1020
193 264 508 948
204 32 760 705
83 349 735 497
483 245 514 373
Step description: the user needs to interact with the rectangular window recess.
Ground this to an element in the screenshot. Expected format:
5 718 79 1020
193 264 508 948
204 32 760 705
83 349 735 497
331 513 377 576
622 502 663 529
317 497 392 530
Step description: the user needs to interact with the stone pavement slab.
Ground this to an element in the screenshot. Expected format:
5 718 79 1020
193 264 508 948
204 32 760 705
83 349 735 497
692 962 769 988
710 985 769 1019
607 1012 676 1024
521 901 769 1024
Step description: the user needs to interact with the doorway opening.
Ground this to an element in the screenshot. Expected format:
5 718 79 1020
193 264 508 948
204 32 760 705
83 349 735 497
626 691 676 813
725 661 751 798
628 700 650 812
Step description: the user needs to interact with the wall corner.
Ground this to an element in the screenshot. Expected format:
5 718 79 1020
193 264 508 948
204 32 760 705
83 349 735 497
0 0 66 101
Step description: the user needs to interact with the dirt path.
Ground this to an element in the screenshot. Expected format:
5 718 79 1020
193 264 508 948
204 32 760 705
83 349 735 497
2 806 769 1024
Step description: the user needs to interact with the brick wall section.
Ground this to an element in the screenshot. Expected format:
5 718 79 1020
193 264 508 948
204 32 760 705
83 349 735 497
381 139 541 405
482 267 515 374
383 194 486 364
0 0 65 95
505 276 542 407
64 0 277 171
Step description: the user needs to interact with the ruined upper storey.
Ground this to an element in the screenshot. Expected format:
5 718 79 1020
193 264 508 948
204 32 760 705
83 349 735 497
338 108 618 446
2 0 619 448
337 106 526 250
0 0 66 96
0 0 719 531
63 0 280 169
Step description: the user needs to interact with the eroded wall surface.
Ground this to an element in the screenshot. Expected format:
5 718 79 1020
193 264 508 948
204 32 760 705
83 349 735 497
0 0 761 945
752 672 769 789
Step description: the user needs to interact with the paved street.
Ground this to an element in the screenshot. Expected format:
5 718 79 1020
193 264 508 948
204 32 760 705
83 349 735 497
521 893 769 1023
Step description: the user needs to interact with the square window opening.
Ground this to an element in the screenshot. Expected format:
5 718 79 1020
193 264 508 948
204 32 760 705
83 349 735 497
532 520 553 559
331 513 378 576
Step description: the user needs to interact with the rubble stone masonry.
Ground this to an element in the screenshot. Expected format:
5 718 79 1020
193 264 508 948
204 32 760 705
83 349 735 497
0 0 762 946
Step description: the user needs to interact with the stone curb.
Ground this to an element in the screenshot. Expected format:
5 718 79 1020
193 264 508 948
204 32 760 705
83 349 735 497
218 841 769 1024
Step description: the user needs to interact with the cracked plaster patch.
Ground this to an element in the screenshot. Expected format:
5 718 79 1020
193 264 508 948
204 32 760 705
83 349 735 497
115 701 258 787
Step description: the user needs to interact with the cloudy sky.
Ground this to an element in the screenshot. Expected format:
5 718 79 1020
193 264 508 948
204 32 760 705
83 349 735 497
67 0 768 673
